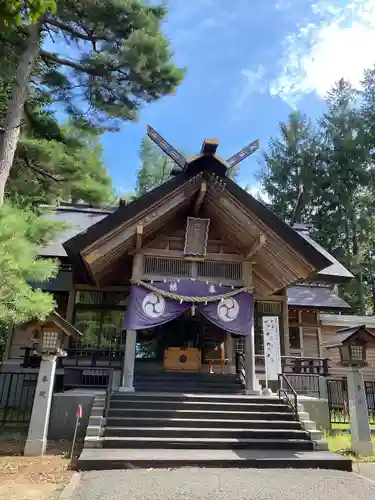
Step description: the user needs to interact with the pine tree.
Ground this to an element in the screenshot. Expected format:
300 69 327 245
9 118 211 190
261 111 321 223
0 0 184 204
0 202 63 326
135 136 174 197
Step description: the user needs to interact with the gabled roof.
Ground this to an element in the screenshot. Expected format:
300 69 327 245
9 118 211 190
320 314 375 328
48 311 83 338
323 325 375 348
63 172 330 271
23 311 82 338
287 285 350 310
293 226 353 283
40 204 112 257
61 169 334 293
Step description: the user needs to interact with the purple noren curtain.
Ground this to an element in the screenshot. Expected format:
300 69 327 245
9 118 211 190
124 279 253 336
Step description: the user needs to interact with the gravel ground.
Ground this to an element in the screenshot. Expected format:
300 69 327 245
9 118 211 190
71 468 375 500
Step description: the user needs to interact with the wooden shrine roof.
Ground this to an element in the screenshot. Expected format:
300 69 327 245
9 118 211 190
287 285 351 310
61 167 334 294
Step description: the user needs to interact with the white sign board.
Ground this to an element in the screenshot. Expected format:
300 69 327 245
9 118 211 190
262 316 282 381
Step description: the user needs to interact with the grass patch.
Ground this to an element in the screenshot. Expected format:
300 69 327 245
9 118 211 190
324 431 375 462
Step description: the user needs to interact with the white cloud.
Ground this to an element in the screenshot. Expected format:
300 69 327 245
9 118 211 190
275 0 293 11
271 0 375 105
235 65 267 108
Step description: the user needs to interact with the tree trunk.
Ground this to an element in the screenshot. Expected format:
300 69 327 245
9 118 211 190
0 22 41 206
371 274 375 315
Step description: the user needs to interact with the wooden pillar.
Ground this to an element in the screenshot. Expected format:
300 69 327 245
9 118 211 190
63 287 76 349
281 289 290 356
243 261 259 393
120 253 143 392
66 287 76 323
225 332 234 374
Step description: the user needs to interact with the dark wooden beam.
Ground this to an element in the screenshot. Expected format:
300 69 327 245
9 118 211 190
194 180 207 214
201 138 218 155
245 234 266 260
136 223 143 250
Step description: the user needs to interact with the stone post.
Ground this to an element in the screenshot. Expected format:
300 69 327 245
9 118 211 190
347 366 374 457
119 253 143 392
24 355 57 456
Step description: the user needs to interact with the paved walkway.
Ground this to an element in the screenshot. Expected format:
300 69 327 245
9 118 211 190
71 468 375 500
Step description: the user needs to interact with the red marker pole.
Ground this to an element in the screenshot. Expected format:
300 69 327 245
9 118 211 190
70 404 83 460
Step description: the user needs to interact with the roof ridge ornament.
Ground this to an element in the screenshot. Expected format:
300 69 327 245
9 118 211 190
147 124 260 175
147 125 187 170
226 138 260 169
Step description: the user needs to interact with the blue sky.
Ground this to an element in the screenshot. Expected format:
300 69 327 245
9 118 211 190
71 0 375 196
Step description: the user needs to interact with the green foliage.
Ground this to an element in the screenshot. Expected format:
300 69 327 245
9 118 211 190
262 111 320 223
135 136 173 197
6 120 115 206
0 0 56 27
37 0 184 128
0 203 63 326
0 28 115 207
0 0 184 335
261 72 375 314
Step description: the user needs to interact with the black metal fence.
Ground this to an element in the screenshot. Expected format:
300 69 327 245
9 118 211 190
285 374 320 398
327 378 375 425
63 367 113 391
0 372 38 425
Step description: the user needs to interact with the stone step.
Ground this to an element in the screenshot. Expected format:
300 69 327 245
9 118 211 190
134 385 244 394
105 417 303 429
103 426 309 440
106 408 297 420
134 380 242 388
87 436 315 450
134 373 240 381
110 393 278 404
109 400 293 413
76 448 353 471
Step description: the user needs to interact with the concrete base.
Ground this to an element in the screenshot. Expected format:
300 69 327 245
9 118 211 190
262 388 273 396
24 438 47 456
352 440 374 457
118 386 135 393
244 390 262 396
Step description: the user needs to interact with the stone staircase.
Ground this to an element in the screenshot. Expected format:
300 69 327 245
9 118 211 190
77 372 352 471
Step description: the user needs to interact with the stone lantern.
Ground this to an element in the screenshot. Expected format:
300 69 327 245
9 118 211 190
325 325 375 457
24 312 82 456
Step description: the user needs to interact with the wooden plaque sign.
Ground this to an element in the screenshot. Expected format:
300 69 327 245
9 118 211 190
184 217 210 257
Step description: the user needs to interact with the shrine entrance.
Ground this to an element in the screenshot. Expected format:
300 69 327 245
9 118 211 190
135 310 227 373
64 129 332 394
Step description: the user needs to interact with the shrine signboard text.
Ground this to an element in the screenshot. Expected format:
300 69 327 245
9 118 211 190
184 217 210 257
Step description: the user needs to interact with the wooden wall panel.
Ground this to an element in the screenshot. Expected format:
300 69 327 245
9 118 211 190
8 325 35 360
320 325 375 381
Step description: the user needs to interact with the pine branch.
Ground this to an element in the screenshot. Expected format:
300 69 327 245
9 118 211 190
40 49 122 77
23 154 61 183
45 17 112 43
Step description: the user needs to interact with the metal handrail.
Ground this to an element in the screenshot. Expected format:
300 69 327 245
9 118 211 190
278 373 299 418
235 352 246 385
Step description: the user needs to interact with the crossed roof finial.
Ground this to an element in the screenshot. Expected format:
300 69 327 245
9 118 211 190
147 125 259 173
